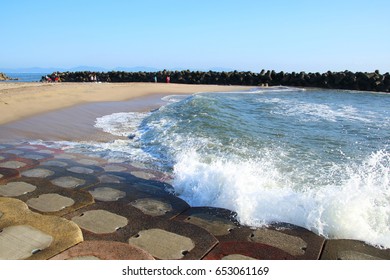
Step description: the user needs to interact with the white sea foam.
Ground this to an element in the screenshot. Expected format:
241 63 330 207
172 149 390 248
259 97 375 123
161 95 191 103
94 112 150 137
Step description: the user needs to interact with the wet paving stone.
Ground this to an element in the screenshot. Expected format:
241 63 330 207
63 199 216 259
0 197 83 260
0 177 94 216
40 160 69 168
85 182 190 219
0 157 39 171
174 207 239 237
0 167 19 184
203 241 295 260
72 209 128 234
21 168 55 178
320 239 390 260
216 223 325 260
128 228 195 260
50 241 155 260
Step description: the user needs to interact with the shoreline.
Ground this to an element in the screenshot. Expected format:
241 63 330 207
0 83 251 142
0 82 251 125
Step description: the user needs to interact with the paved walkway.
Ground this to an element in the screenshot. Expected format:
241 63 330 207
0 142 389 260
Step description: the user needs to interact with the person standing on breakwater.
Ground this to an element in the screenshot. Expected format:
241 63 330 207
166 76 170 83
154 76 157 83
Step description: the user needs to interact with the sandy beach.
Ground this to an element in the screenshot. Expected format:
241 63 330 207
0 82 250 141
0 82 250 124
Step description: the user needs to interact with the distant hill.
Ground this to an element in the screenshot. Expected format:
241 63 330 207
0 66 236 73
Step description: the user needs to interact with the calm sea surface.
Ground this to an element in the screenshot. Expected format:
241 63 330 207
59 87 390 248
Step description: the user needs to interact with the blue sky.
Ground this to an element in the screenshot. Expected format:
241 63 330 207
1 0 389 72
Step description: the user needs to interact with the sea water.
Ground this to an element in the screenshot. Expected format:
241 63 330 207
70 87 390 248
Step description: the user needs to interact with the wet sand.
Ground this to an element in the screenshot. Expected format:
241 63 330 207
0 82 250 142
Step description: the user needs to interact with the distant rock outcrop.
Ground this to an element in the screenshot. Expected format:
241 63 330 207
0 72 12 81
43 70 390 92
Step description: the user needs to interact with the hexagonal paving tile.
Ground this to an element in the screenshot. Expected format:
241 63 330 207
72 210 128 234
128 228 195 260
0 182 37 197
0 225 53 260
27 193 75 212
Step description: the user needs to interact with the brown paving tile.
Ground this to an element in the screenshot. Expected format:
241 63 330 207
0 197 83 260
320 239 390 260
203 241 295 260
218 223 325 260
0 167 20 184
50 241 155 260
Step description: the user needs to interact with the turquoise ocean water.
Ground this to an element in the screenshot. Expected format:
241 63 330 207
63 87 390 248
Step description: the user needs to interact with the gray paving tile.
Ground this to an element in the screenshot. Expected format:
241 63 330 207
72 209 128 234
128 228 195 260
27 193 75 212
0 182 37 197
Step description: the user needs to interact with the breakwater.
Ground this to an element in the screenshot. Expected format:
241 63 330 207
43 70 390 92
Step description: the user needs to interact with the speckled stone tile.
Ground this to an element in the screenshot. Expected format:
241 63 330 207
50 241 155 260
203 241 295 260
218 223 325 260
89 186 126 201
0 197 83 260
320 239 390 260
222 254 256 260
